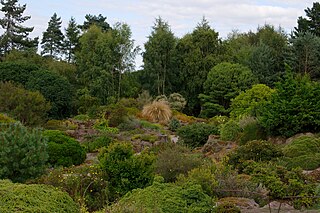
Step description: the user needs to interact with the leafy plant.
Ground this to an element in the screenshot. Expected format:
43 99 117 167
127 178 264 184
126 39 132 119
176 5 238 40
168 93 187 111
33 165 108 212
0 180 79 213
155 144 203 182
43 130 86 167
99 142 155 200
169 118 181 131
177 122 219 148
83 135 112 152
220 119 241 141
0 123 48 182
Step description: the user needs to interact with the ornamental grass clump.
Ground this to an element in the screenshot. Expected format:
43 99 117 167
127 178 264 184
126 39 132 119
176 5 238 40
142 101 172 124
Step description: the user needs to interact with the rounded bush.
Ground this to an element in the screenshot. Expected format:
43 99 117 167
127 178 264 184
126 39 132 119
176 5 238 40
0 123 48 182
43 130 86 167
177 122 219 148
0 179 79 212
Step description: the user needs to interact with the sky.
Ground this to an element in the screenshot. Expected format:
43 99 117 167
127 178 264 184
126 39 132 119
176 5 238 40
12 0 317 68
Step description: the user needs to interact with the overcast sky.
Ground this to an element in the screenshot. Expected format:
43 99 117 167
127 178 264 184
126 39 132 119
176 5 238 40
17 0 315 67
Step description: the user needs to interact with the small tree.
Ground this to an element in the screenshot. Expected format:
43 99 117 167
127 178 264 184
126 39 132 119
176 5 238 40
0 123 48 182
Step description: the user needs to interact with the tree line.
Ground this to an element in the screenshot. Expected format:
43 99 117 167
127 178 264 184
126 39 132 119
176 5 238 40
0 0 319 121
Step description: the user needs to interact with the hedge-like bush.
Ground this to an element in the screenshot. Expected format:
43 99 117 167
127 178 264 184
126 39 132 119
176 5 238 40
43 130 86 167
177 123 219 148
0 180 79 212
0 123 48 182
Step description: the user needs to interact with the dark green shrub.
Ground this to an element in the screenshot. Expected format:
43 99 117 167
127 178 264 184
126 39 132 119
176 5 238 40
169 118 181 131
155 144 203 182
109 181 213 213
228 140 283 172
244 162 316 209
177 123 219 148
0 123 48 182
0 179 79 212
220 119 241 141
117 117 141 131
43 130 86 167
99 142 155 200
259 73 320 137
0 61 39 85
238 117 266 145
26 69 73 119
33 165 108 212
83 135 112 152
284 154 320 170
216 202 241 213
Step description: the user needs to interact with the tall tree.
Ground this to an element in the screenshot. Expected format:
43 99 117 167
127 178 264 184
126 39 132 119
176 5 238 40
113 22 139 100
0 0 38 55
294 2 320 36
142 17 177 96
64 17 80 63
288 32 320 79
41 13 64 59
176 17 221 115
80 14 111 32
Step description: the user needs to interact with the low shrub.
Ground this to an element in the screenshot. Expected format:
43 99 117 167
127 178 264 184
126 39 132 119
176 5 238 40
228 140 283 172
216 202 241 213
283 136 320 158
33 165 108 212
238 117 266 145
140 120 162 131
99 142 155 200
44 119 77 131
155 144 203 182
169 118 181 131
177 123 219 148
0 123 48 182
284 154 320 170
0 179 79 212
43 130 86 167
220 119 241 141
83 135 112 152
0 113 16 123
131 134 158 143
73 114 90 121
108 181 214 213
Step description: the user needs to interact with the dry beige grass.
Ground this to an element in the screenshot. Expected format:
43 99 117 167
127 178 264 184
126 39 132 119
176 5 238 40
142 101 172 124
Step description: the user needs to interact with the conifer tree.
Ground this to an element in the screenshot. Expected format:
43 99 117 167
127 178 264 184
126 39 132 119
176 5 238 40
64 17 80 62
0 0 38 55
41 13 64 59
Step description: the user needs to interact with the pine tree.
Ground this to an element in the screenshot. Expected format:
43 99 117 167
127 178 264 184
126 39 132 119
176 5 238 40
80 14 111 32
64 17 80 62
0 0 38 55
41 13 64 59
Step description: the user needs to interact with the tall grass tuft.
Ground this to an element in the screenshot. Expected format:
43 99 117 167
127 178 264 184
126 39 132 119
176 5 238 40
142 101 172 124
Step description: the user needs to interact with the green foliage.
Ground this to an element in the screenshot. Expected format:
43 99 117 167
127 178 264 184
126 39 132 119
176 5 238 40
109 181 214 213
26 69 73 119
131 134 157 143
155 144 203 182
142 17 177 95
0 113 16 123
41 13 64 58
200 62 256 117
294 2 320 36
168 93 187 111
238 117 266 145
176 165 217 197
34 165 108 212
177 122 219 148
0 0 38 55
43 130 86 167
230 84 275 118
244 162 316 208
140 120 162 131
216 202 241 213
44 119 77 131
175 17 221 115
220 119 241 141
228 140 283 172
259 72 320 137
0 81 51 126
0 180 79 213
169 118 181 131
99 142 155 199
0 123 48 182
83 135 112 152
93 118 120 134
280 136 320 170
0 61 39 85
